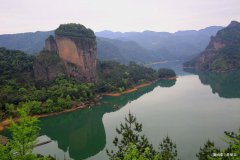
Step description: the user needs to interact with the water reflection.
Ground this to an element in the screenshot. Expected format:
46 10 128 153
37 80 176 160
159 79 176 88
184 69 240 98
39 107 111 160
102 80 176 108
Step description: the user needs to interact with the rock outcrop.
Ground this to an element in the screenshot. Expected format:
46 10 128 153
34 24 97 82
184 21 240 71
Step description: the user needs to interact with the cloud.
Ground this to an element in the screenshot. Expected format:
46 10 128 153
0 0 240 34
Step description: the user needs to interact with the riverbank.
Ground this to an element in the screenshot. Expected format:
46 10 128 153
101 81 154 97
101 77 177 97
0 77 177 132
0 96 101 132
0 82 154 131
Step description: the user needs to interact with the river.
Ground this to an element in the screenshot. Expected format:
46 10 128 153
32 65 240 160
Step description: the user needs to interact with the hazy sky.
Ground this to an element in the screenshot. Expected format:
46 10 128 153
1 0 240 34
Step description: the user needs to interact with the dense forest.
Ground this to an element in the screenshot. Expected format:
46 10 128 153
55 23 95 38
97 61 176 92
0 48 95 119
0 47 176 119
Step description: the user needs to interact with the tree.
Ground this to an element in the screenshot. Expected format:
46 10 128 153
8 106 40 160
0 143 13 160
159 136 178 160
107 112 179 160
0 104 51 160
119 143 161 160
196 129 240 160
196 140 221 160
223 129 240 160
158 69 176 79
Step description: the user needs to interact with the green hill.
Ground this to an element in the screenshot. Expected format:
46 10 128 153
184 21 240 71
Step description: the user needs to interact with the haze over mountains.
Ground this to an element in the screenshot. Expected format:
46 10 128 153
96 26 223 61
0 26 223 64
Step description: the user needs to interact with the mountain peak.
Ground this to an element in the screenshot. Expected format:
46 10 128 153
228 21 240 27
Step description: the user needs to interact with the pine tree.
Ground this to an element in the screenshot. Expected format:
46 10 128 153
107 112 179 160
106 112 155 159
159 136 178 160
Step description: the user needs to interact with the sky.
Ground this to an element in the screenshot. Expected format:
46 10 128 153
0 0 240 34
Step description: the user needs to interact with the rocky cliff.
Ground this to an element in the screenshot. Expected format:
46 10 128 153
34 24 97 82
184 21 240 71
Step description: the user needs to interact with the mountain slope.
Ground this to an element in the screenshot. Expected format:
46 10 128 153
97 37 162 63
0 31 160 64
0 31 54 54
0 26 223 63
96 26 223 59
184 21 240 71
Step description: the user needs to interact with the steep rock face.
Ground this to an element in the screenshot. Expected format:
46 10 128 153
55 35 97 82
33 50 66 81
184 21 240 71
34 24 97 82
44 35 58 52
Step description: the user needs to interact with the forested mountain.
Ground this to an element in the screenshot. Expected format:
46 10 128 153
184 21 240 71
0 31 54 54
97 37 161 63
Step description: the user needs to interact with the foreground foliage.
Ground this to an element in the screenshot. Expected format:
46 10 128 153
107 113 179 160
197 129 240 160
0 105 51 160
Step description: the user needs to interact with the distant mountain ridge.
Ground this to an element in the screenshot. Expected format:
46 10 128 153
184 21 240 71
0 31 54 54
97 37 161 63
0 26 223 64
96 26 223 60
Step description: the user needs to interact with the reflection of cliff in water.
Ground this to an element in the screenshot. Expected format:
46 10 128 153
184 68 240 98
39 79 176 160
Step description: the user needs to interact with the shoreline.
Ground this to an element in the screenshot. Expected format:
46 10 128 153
101 81 154 97
0 77 177 132
0 96 101 132
101 77 177 97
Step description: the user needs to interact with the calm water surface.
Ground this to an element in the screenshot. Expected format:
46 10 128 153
33 70 240 160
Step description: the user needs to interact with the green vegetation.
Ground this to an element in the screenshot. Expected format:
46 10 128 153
157 68 176 79
0 48 95 119
0 105 52 160
0 76 95 119
184 21 240 71
0 47 34 82
107 113 179 160
1 110 239 160
55 23 95 38
107 112 240 160
97 61 155 92
197 129 240 160
36 50 60 64
0 47 176 122
97 61 176 93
